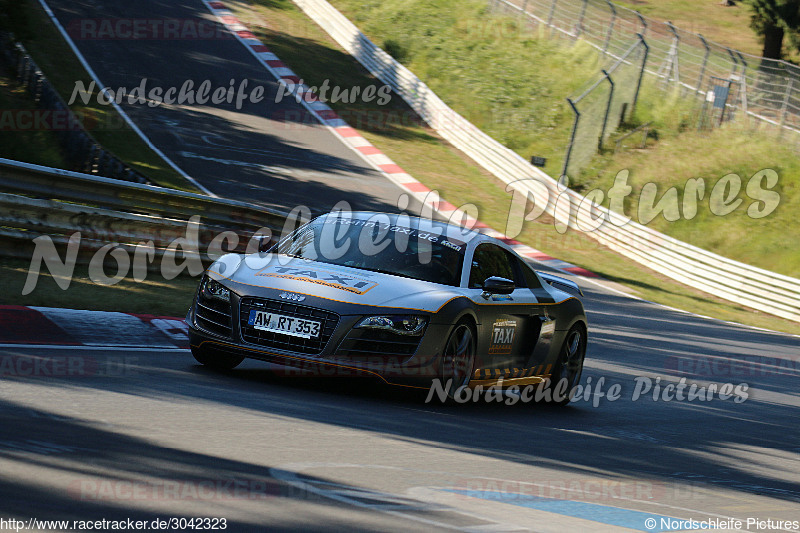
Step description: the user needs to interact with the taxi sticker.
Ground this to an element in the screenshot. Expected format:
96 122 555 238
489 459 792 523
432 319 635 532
489 319 517 354
257 266 378 295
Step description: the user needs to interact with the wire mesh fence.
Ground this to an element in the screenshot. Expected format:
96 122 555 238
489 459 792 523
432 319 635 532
562 38 647 179
489 0 800 175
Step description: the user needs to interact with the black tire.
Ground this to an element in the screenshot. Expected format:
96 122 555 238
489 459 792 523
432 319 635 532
441 320 476 400
191 345 244 370
547 324 586 406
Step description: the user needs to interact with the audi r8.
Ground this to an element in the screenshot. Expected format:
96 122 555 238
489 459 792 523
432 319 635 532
187 212 588 403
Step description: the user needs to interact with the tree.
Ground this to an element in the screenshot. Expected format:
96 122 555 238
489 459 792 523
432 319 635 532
747 0 800 59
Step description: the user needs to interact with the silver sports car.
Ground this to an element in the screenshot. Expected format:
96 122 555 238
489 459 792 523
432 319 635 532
187 212 587 403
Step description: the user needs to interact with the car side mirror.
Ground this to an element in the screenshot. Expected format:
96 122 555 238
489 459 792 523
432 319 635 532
482 276 515 297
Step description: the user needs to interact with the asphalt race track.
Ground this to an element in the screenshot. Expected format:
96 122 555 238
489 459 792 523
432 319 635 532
1 273 799 532
43 0 418 215
2 0 799 531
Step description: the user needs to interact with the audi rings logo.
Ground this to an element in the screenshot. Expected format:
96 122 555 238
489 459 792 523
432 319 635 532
279 292 306 302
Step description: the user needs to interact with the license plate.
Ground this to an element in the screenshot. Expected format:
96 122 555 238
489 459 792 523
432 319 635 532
247 310 321 339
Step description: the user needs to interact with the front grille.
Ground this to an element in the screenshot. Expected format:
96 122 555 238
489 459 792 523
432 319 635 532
194 292 232 338
239 298 339 355
335 329 423 360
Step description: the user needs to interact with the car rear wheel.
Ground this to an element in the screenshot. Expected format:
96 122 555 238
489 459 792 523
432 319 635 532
191 345 244 370
442 321 476 400
548 324 586 406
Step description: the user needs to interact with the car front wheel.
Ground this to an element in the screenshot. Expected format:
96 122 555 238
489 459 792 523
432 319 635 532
191 344 244 370
442 321 476 400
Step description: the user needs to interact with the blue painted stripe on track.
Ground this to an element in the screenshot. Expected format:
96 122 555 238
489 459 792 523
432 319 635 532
446 490 705 531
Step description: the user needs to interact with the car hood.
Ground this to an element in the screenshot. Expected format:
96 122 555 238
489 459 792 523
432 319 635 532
206 254 463 313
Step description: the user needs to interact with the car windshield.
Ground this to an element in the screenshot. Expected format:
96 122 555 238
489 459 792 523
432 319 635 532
275 215 468 286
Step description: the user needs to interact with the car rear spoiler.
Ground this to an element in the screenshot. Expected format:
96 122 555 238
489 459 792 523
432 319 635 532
537 271 584 296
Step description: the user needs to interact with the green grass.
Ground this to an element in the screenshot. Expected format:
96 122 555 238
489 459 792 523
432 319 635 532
0 257 197 317
0 1 199 192
228 0 800 334
580 86 800 277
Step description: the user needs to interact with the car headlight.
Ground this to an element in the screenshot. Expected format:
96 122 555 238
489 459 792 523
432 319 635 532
356 315 428 336
202 276 230 302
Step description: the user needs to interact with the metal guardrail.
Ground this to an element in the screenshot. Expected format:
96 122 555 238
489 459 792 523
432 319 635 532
0 158 296 264
0 158 288 227
292 0 800 322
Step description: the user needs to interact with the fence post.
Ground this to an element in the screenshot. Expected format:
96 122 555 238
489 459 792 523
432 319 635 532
726 47 739 78
599 70 615 149
697 34 710 95
718 80 733 126
576 0 588 37
666 22 681 87
780 78 794 128
635 11 647 38
520 0 529 21
737 51 749 120
547 0 558 26
631 34 649 119
561 98 580 181
603 1 617 55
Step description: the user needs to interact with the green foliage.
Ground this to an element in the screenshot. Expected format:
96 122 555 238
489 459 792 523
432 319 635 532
745 0 800 56
382 39 409 63
747 0 800 32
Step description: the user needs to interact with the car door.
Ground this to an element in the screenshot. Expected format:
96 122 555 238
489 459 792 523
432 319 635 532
467 243 542 374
